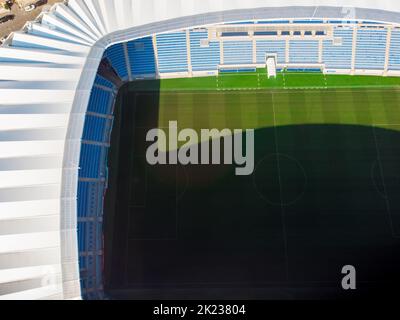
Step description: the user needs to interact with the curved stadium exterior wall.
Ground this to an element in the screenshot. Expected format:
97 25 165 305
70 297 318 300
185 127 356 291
0 0 400 300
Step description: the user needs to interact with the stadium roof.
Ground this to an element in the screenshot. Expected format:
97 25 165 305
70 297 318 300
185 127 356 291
0 0 399 300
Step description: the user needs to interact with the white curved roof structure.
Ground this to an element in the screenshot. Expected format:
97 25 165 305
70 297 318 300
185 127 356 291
0 0 399 300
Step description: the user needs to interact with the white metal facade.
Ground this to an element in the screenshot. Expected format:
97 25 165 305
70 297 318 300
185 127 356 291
0 0 399 300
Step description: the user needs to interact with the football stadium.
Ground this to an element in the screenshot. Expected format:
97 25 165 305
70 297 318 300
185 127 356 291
1 0 400 300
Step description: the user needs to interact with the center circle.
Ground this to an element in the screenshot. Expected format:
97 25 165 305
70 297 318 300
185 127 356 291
253 153 307 206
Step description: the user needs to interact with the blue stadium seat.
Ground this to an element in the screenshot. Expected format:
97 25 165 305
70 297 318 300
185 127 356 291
289 40 319 63
256 40 286 64
389 29 400 70
323 27 353 69
79 144 102 179
87 87 114 115
156 32 188 73
78 70 115 300
104 43 129 80
94 75 115 90
223 41 253 64
355 28 387 69
82 116 109 143
190 30 220 71
127 37 157 77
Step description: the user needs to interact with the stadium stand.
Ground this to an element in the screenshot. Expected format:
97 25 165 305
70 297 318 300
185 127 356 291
127 37 157 77
355 28 388 69
289 40 319 64
94 74 116 90
104 43 129 80
323 27 354 70
78 78 115 299
82 116 109 143
79 144 103 179
256 40 286 64
77 180 105 299
223 40 253 64
156 32 189 73
86 87 114 115
190 30 221 71
389 29 400 70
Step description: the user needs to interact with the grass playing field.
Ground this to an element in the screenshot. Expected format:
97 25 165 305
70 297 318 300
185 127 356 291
130 68 400 92
104 71 400 299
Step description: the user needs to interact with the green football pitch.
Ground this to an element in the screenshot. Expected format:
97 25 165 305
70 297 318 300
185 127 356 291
104 71 400 299
127 69 400 134
130 68 400 90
